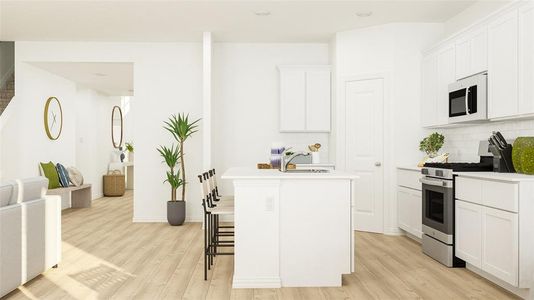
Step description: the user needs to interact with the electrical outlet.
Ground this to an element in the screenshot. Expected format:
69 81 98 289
265 196 273 212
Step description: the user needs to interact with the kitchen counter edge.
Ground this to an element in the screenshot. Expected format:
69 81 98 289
454 172 534 182
221 167 359 180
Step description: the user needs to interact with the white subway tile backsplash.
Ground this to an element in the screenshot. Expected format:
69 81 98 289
440 119 534 162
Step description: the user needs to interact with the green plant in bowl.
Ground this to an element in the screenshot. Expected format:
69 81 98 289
419 132 445 158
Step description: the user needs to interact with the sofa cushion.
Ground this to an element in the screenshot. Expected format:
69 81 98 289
68 167 84 187
40 162 60 189
56 163 70 187
18 177 48 202
0 180 18 207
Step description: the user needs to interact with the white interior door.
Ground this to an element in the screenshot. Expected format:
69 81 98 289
345 78 384 233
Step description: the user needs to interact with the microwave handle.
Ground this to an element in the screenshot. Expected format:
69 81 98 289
465 86 471 115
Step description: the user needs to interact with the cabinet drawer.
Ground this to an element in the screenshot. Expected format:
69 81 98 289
482 181 518 213
397 169 422 191
455 177 518 212
455 177 483 204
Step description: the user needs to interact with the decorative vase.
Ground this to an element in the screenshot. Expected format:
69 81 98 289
128 152 134 162
512 137 534 175
311 152 320 164
428 151 438 158
167 201 186 226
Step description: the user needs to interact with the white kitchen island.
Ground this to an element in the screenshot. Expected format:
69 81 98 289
221 167 358 288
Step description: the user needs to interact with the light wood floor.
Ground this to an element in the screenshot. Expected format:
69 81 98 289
3 191 518 300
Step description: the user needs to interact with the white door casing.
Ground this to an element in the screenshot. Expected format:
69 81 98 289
345 78 384 233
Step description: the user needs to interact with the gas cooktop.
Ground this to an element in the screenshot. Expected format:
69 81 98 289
423 162 493 172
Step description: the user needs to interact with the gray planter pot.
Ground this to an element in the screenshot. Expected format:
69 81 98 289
167 201 186 226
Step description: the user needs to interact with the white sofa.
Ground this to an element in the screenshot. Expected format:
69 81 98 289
0 177 61 297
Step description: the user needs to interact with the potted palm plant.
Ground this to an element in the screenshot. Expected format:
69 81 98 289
158 113 200 226
157 144 184 225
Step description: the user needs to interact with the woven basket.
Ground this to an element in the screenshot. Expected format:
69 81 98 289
103 170 125 197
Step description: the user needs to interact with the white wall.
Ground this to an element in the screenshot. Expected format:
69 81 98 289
333 23 443 234
443 0 512 37
5 42 204 222
0 62 77 180
211 43 330 195
0 61 123 200
75 88 121 199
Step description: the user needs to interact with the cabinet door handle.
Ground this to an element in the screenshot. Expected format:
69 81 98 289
375 162 382 167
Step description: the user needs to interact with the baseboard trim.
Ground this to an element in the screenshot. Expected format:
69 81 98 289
466 263 531 299
92 193 103 200
232 276 282 289
384 227 404 236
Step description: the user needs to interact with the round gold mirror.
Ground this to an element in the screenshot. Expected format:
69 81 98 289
44 97 63 140
111 106 123 149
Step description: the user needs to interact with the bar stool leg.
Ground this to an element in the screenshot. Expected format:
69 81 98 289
208 213 212 269
215 214 219 257
204 213 208 280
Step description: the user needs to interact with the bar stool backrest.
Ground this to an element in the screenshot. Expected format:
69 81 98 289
206 170 217 200
202 172 217 207
210 169 221 197
198 173 215 210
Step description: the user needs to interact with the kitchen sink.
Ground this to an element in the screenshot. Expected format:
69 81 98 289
282 169 330 173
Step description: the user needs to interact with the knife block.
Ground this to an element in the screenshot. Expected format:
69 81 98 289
490 144 516 173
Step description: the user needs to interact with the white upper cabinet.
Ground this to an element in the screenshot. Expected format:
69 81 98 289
488 9 519 119
455 27 488 80
279 66 331 132
519 3 534 115
305 70 331 132
421 44 454 128
437 45 455 125
280 68 306 131
421 2 534 126
421 53 438 127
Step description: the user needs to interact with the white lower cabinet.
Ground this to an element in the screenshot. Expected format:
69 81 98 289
481 206 518 286
397 186 422 238
455 200 482 268
455 190 519 286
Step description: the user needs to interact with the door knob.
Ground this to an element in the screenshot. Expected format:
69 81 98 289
375 162 382 167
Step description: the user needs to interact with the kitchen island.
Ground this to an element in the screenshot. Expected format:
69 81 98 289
221 167 358 288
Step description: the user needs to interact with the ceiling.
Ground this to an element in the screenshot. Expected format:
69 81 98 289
30 62 134 96
0 1 478 42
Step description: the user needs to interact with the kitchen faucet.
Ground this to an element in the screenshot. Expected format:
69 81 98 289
280 151 310 172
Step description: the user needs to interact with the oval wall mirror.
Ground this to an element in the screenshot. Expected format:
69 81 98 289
111 106 123 149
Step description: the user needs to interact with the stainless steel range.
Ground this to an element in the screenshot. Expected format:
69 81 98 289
420 142 493 267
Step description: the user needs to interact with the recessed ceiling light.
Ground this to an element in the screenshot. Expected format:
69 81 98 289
93 72 107 77
356 11 373 17
254 11 271 16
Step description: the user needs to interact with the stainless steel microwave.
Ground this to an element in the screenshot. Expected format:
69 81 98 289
448 73 487 124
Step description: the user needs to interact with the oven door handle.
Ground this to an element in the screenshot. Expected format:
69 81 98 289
419 177 453 188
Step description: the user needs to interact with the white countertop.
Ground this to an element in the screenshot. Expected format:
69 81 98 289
221 167 359 180
397 165 422 172
454 172 534 182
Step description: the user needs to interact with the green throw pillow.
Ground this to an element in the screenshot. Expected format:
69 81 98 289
40 161 61 189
